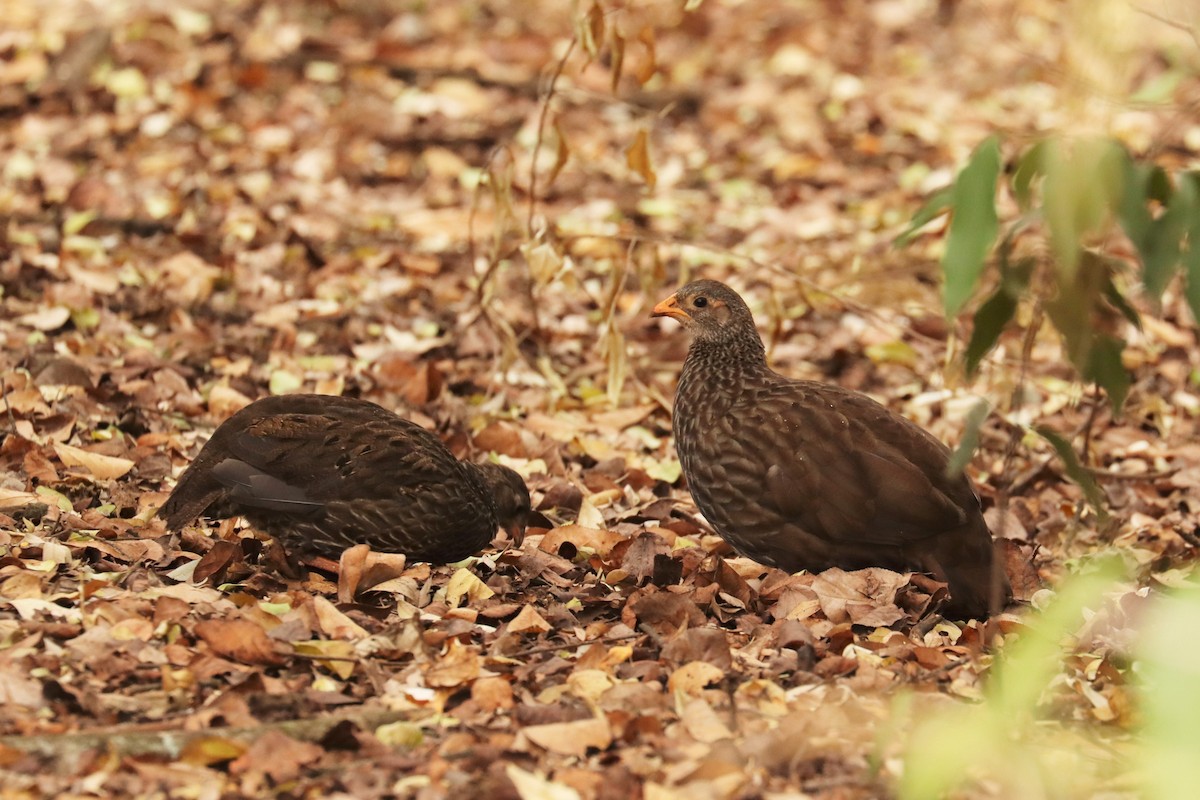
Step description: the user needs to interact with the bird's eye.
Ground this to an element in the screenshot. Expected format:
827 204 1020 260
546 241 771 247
693 296 708 308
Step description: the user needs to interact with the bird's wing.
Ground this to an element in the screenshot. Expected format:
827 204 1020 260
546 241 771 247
210 457 324 513
752 383 969 546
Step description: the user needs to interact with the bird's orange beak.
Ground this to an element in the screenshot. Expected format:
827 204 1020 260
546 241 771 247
652 293 690 323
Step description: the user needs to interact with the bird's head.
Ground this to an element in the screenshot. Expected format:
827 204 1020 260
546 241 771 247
478 462 531 548
652 280 757 344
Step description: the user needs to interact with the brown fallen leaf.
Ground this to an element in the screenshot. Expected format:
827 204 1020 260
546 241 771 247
667 661 724 696
207 383 254 419
472 676 515 712
679 697 733 743
311 595 369 640
625 129 657 190
0 664 46 709
178 735 247 767
539 524 625 558
627 590 706 634
811 568 908 627
505 764 583 800
621 531 672 580
425 638 482 688
998 538 1041 601
508 604 552 634
192 540 240 584
228 729 324 781
521 716 612 757
194 618 289 667
292 640 356 680
661 627 732 669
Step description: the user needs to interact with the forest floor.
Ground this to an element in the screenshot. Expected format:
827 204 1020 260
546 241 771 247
0 0 1198 798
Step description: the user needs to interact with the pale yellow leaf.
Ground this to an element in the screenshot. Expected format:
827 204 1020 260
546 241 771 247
53 443 135 480
679 697 733 743
668 661 724 696
625 130 657 190
311 595 369 640
444 568 494 608
506 764 582 800
292 639 356 680
509 604 552 634
522 717 612 757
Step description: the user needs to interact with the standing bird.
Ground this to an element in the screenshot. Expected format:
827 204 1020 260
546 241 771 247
160 394 530 595
653 280 1010 618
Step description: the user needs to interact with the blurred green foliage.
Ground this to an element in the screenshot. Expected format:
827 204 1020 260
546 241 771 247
899 136 1200 414
891 565 1200 799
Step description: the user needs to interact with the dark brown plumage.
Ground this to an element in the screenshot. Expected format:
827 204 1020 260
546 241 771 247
159 394 530 565
653 280 1010 618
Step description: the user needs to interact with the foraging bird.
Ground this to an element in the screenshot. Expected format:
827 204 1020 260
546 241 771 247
653 280 1010 618
160 394 530 570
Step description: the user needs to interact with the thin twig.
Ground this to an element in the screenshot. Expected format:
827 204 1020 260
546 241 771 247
527 37 577 238
0 708 416 760
1086 465 1178 482
1 376 15 435
1133 5 1200 49
556 230 940 343
501 631 642 659
997 295 1046 503
1080 382 1104 466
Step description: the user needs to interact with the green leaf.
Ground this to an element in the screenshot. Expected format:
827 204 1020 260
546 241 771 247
1130 68 1184 104
1043 139 1124 284
1012 140 1050 212
1139 588 1200 800
988 558 1125 711
1044 252 1109 372
1116 157 1159 250
1141 179 1193 301
895 562 1125 800
894 186 953 247
1101 272 1141 330
1084 335 1130 414
943 137 1001 317
999 253 1035 294
1184 173 1200 324
944 399 990 477
964 288 1017 375
1034 426 1108 521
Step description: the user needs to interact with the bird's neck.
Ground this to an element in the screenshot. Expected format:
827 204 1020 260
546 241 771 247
679 330 769 397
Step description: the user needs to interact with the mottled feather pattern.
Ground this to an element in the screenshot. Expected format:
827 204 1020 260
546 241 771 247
160 395 530 564
657 280 1010 617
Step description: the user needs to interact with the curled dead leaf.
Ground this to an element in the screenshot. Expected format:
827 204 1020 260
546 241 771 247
179 735 247 766
53 443 135 480
425 639 481 688
207 383 254 419
521 716 612 757
679 697 733 743
810 567 907 626
508 604 552 634
444 568 495 607
539 524 625 558
625 129 657 190
194 618 289 667
668 661 725 696
506 764 582 800
472 676 515 712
